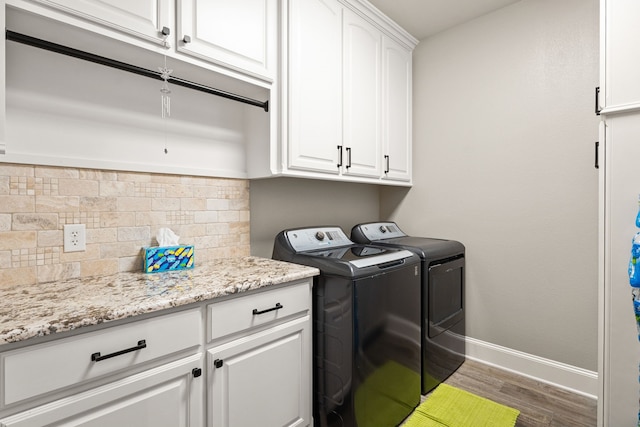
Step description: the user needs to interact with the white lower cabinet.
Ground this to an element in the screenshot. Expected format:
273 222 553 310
207 317 311 427
0 280 312 427
0 354 204 427
206 280 312 427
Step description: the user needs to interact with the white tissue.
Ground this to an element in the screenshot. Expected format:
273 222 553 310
156 227 180 246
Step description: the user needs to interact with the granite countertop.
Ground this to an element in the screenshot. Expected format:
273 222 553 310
0 257 318 346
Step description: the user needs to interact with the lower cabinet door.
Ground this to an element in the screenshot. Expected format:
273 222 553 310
208 316 311 427
0 354 204 427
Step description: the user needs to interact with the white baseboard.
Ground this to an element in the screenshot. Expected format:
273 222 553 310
465 336 598 400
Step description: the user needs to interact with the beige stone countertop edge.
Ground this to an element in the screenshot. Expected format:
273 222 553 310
0 256 319 346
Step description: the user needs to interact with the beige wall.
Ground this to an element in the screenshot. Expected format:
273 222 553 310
382 0 600 370
0 163 249 287
249 177 380 258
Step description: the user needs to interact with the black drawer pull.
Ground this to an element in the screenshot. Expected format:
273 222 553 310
91 340 147 362
253 303 283 315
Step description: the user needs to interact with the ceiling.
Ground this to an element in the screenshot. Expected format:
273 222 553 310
367 0 521 40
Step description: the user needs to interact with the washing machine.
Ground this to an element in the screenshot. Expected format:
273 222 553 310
351 222 465 395
273 226 421 427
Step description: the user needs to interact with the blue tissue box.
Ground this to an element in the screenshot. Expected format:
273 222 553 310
143 245 194 273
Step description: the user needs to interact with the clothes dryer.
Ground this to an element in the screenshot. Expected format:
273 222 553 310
351 222 465 394
273 226 421 427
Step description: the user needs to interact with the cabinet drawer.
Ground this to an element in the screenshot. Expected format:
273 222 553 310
208 281 310 342
0 354 203 427
1 309 201 407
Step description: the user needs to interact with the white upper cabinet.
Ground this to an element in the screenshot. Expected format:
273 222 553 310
252 0 418 185
287 0 343 175
382 34 412 182
3 0 271 180
4 0 415 184
178 0 277 81
20 0 277 81
342 7 382 179
28 0 171 46
601 0 640 112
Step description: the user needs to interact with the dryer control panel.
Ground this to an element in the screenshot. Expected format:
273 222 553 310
285 227 353 252
351 222 407 241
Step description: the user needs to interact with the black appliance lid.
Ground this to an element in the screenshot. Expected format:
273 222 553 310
281 226 414 268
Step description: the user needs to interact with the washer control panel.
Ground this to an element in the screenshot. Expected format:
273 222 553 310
285 227 352 252
353 222 407 241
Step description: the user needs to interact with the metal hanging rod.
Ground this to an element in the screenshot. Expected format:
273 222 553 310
5 30 269 112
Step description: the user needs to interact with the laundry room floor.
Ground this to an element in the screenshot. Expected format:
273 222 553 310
402 359 597 427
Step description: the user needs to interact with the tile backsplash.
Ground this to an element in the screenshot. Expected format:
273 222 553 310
0 164 250 287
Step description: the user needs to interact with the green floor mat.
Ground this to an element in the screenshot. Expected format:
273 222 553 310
355 360 421 427
404 383 520 427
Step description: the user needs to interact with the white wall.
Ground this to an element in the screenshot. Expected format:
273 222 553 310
381 0 600 371
249 177 380 258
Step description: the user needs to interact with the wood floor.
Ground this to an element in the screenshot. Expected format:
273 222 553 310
403 359 597 427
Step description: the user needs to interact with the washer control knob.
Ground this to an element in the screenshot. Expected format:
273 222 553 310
315 231 325 241
379 225 387 233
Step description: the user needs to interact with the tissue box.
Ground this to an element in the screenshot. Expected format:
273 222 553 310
143 245 194 273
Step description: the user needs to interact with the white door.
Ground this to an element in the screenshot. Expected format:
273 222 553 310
208 317 311 427
381 35 412 182
287 0 342 175
31 0 171 45
178 0 277 80
342 9 382 179
601 0 640 111
601 114 640 427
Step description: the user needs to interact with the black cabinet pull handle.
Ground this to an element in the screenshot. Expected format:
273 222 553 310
214 359 223 368
192 367 202 378
337 145 343 168
346 147 352 169
595 86 601 115
253 303 283 315
595 141 599 169
384 155 390 174
91 340 147 362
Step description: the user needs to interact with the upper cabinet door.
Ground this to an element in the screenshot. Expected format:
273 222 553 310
382 35 412 182
602 0 640 112
342 8 382 179
31 0 171 45
287 0 343 174
178 0 277 81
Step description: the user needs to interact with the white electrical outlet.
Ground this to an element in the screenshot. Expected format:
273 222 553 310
64 224 86 252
